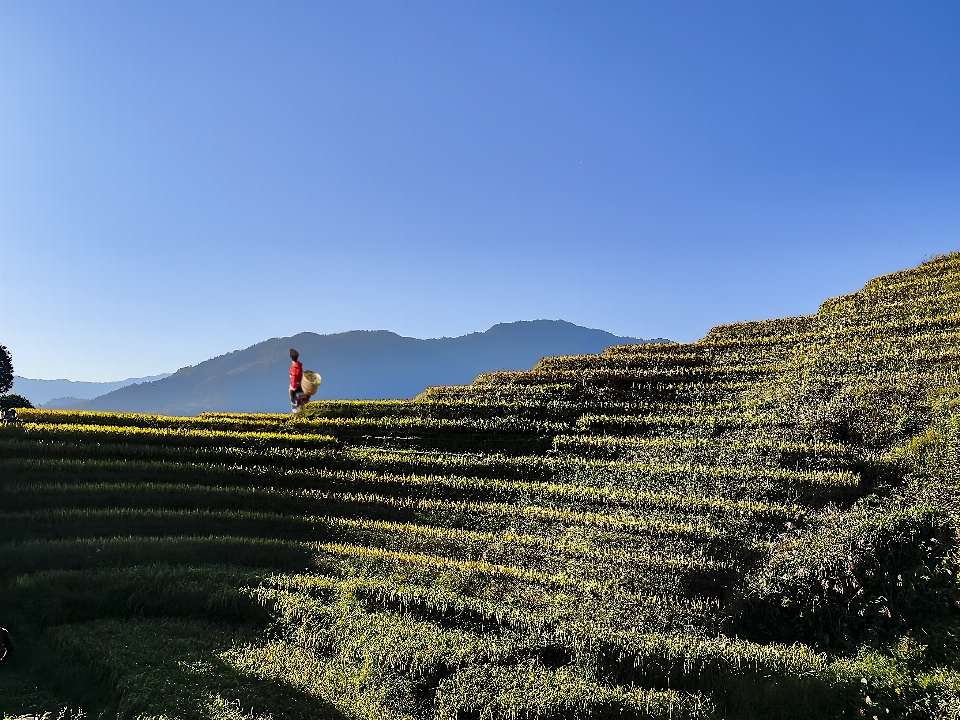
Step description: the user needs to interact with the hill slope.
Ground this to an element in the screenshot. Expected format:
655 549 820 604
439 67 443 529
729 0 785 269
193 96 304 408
73 320 655 415
2 256 960 719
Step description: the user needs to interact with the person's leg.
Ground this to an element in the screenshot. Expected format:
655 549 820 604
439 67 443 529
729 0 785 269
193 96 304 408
294 390 309 411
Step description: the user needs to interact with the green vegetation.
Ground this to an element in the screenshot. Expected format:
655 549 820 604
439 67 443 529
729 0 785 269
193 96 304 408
3 254 960 718
0 344 32 413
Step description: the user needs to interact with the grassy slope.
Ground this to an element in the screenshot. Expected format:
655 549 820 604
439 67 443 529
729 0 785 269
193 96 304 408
2 254 960 719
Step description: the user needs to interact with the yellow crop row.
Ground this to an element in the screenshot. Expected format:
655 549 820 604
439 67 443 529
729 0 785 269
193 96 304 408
473 365 771 387
316 515 718 573
689 309 960 353
534 353 708 372
14 422 338 448
315 541 584 589
294 490 721 541
0 454 809 525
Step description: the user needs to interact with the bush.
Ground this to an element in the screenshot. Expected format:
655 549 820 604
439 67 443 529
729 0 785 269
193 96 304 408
734 499 958 649
794 379 930 449
829 638 960 719
0 394 34 410
888 410 960 490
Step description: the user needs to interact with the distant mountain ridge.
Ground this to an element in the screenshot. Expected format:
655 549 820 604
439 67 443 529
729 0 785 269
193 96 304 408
52 321 667 415
12 374 171 408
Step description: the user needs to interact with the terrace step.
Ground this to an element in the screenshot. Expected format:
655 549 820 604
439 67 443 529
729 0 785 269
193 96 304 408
552 435 858 471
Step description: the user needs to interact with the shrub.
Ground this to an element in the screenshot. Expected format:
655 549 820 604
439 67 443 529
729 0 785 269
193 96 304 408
795 380 930 449
734 499 958 649
0 394 34 410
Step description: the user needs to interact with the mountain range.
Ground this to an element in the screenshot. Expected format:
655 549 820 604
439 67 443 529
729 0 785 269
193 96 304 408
16 321 666 416
11 374 171 408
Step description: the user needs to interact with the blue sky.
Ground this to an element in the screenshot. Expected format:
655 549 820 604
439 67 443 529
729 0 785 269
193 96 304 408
2 1 959 381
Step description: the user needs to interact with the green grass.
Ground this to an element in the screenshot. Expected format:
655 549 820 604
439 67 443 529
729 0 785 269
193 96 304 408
4 252 960 718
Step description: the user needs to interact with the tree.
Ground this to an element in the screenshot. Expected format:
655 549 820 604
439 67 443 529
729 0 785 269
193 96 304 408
0 344 31 408
0 344 13 395
0 394 33 410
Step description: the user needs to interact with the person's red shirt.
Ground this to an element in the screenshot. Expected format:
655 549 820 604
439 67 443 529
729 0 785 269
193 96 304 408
290 361 303 391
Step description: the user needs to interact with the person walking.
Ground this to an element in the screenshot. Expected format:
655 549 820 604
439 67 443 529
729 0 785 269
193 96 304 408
289 348 305 412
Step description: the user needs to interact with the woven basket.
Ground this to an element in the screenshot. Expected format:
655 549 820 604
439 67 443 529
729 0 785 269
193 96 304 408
301 370 321 396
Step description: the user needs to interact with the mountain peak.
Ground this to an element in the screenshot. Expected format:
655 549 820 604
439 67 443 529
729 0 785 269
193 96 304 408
53 321 662 415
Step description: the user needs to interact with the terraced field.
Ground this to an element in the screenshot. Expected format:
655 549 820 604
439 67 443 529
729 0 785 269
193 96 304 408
3 254 960 719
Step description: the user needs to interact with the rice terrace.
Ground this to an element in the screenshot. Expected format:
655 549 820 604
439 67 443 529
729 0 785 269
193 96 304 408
4 252 960 719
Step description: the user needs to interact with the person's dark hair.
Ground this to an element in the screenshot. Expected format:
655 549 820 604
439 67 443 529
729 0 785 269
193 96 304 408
290 349 299 361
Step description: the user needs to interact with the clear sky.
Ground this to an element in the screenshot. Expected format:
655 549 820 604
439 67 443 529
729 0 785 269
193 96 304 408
2 1 959 381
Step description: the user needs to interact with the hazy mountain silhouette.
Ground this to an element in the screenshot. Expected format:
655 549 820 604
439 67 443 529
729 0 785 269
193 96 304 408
12 374 171 407
64 321 667 415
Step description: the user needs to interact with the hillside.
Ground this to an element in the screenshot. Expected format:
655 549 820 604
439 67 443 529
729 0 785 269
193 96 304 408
66 321 654 415
2 256 960 719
